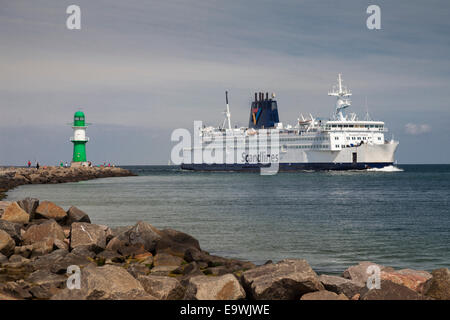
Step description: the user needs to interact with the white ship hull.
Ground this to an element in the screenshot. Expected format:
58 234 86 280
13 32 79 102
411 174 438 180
181 141 398 171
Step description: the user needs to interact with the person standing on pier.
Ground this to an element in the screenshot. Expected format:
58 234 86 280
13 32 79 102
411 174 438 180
27 160 31 168
36 162 40 170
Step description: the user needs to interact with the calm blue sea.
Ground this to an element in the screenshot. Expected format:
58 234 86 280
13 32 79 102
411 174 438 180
6 165 450 274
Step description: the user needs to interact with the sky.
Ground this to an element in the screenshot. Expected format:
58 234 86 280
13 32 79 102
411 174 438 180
0 0 449 165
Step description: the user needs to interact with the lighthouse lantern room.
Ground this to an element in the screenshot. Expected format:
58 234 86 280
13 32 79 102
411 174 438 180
70 110 89 167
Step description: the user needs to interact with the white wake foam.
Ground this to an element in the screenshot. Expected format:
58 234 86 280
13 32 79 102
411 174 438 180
366 165 404 172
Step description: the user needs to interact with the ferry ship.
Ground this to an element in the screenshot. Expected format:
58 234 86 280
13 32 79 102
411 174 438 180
181 74 398 171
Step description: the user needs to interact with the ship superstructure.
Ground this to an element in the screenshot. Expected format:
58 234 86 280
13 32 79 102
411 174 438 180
181 74 398 171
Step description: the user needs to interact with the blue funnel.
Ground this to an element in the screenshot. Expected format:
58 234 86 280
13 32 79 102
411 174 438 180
248 92 280 129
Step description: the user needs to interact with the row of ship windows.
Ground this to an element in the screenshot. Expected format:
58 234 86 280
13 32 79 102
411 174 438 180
286 145 329 149
335 136 382 141
326 124 384 129
335 145 362 148
280 137 327 142
207 136 329 142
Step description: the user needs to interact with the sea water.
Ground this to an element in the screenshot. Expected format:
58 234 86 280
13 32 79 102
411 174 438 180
6 165 450 274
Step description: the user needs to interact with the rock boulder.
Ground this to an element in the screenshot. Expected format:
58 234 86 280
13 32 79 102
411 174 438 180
155 228 201 257
51 264 155 300
0 281 32 299
185 274 246 300
0 230 15 257
106 221 162 254
381 269 432 293
35 201 67 222
360 280 424 300
26 269 67 299
70 222 107 250
22 220 65 245
241 259 324 300
184 248 255 274
154 252 184 268
65 206 91 225
138 275 185 300
423 268 450 300
30 249 69 271
0 202 30 224
319 274 365 298
50 252 96 274
17 198 39 219
300 290 349 300
29 237 55 257
0 201 12 216
0 220 23 244
342 261 386 285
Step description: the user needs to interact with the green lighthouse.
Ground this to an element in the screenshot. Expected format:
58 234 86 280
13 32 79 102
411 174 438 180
70 111 89 166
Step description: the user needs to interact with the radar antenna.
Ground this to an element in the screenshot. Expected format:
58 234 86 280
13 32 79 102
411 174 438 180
328 73 352 121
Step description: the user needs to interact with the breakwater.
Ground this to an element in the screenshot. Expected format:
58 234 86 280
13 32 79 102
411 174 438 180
0 166 135 200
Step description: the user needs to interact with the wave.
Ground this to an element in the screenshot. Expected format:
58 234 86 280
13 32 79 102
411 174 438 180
366 165 404 172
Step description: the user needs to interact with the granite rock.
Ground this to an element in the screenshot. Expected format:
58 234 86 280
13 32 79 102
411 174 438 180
241 259 324 300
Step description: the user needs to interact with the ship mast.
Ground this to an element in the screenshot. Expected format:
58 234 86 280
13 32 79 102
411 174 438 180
222 90 232 130
328 73 352 121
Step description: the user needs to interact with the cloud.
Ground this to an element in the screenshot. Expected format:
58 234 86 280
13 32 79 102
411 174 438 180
404 123 431 135
1 1 450 164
